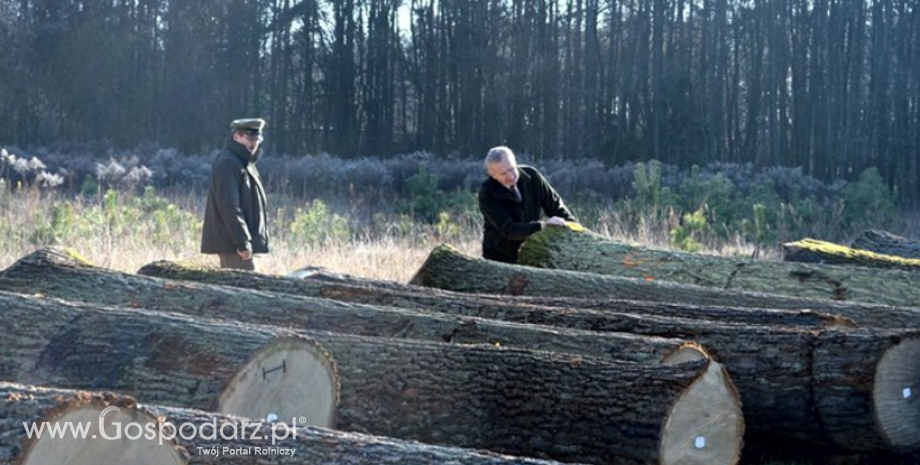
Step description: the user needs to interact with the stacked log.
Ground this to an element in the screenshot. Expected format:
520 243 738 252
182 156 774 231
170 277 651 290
515 226 920 306
3 256 920 452
0 291 340 427
0 382 582 465
0 292 743 465
139 260 855 328
405 245 920 330
783 238 920 271
851 230 920 259
409 243 836 304
0 248 706 365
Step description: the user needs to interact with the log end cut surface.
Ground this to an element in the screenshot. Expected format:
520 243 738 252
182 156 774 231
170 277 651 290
218 337 340 428
21 405 184 465
660 361 744 465
874 337 920 449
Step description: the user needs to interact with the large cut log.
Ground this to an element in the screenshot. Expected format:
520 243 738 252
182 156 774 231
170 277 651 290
3 261 917 454
516 226 920 306
0 291 340 428
140 259 857 329
783 238 920 271
0 248 706 365
851 230 920 259
0 382 581 465
0 292 743 465
407 245 920 329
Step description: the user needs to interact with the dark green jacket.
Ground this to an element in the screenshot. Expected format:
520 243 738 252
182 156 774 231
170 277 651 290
200 140 269 254
478 165 575 263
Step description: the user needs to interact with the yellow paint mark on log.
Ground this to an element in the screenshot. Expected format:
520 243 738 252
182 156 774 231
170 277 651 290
564 222 588 233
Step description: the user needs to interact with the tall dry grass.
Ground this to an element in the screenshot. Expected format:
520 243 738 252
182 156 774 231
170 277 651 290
0 185 763 279
0 186 484 279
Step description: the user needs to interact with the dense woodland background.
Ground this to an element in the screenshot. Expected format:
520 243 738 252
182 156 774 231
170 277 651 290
0 0 918 205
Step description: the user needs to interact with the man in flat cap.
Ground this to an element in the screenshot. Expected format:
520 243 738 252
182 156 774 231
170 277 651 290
200 118 270 270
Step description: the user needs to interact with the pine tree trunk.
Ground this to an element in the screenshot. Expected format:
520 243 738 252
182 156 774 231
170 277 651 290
783 238 920 271
515 227 920 306
851 230 920 259
0 248 700 365
0 293 743 465
0 382 580 465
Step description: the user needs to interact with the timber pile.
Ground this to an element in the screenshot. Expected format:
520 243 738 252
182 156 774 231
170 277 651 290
0 382 582 465
851 229 920 259
783 238 920 271
0 292 743 465
0 248 708 365
3 252 919 452
515 226 920 306
7 248 920 460
407 245 920 452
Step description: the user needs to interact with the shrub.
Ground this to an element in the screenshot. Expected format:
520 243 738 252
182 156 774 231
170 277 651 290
842 167 896 232
670 208 707 252
286 200 351 248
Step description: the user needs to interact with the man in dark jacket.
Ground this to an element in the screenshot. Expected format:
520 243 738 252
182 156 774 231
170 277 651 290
478 146 576 263
200 118 269 270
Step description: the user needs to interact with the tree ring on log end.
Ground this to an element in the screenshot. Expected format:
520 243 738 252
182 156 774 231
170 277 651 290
21 405 183 465
218 336 339 428
659 361 744 465
873 337 920 448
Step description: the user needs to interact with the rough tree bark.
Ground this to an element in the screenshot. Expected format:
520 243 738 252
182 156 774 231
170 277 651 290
407 245 920 329
783 238 920 271
851 230 920 259
139 259 854 329
0 292 743 465
4 253 918 453
516 227 920 306
0 382 582 465
0 291 341 427
0 248 704 365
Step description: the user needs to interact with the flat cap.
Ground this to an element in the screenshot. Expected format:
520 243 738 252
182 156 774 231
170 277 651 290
230 118 266 135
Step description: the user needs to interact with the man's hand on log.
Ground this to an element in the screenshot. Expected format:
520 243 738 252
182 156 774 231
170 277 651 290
545 216 568 227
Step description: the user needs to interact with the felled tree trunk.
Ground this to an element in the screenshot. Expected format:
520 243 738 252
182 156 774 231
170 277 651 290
0 248 702 365
0 291 340 429
410 244 812 304
514 227 920 306
0 382 580 465
407 245 920 329
0 293 743 465
783 238 920 271
138 260 853 329
851 230 920 259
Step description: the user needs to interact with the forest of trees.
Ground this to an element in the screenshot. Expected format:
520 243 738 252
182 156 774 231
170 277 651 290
0 1 918 204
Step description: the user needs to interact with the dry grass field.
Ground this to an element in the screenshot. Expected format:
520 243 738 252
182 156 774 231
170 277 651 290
0 185 768 278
